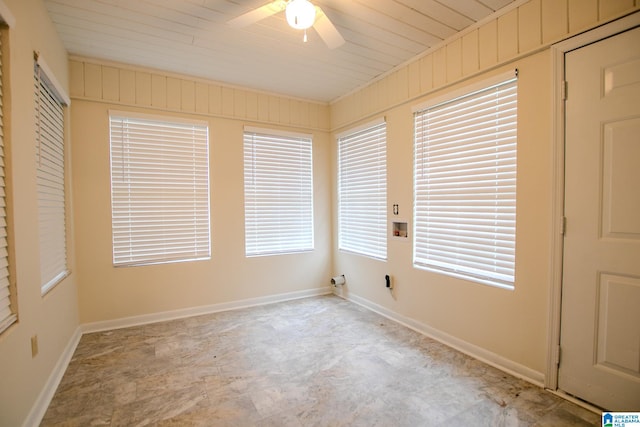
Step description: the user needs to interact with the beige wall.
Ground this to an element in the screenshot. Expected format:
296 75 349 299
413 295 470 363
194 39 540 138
0 0 79 426
69 59 332 324
1 0 639 425
333 55 552 377
331 0 640 378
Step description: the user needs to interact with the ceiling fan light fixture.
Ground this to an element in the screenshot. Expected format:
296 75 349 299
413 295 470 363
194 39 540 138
286 0 316 30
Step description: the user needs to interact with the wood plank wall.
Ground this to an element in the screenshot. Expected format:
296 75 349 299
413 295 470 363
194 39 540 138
69 58 331 132
330 0 640 130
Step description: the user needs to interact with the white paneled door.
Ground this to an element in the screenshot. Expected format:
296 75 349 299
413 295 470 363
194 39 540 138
560 25 640 411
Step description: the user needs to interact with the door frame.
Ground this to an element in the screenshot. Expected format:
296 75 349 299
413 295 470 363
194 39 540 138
546 11 640 396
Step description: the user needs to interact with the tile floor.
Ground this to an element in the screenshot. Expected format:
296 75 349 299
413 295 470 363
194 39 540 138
41 295 601 426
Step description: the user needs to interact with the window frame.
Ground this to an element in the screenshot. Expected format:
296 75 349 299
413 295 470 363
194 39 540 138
337 118 388 260
108 111 211 267
413 71 518 290
35 55 70 295
0 27 15 334
243 126 314 257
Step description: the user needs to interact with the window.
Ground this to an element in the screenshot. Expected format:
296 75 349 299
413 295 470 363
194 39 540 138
338 119 387 259
243 127 314 256
413 72 518 289
35 57 70 294
0 31 15 333
109 112 210 266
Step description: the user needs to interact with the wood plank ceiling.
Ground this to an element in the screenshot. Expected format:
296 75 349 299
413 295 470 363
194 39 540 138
44 0 516 102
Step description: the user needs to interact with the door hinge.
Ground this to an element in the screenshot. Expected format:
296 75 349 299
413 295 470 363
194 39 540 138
556 344 561 365
562 80 568 100
560 216 567 236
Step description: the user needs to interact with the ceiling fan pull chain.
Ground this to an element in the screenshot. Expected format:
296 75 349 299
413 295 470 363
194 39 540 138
304 28 308 43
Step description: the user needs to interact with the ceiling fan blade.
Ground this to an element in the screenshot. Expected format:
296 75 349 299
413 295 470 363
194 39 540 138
228 0 287 28
313 6 345 49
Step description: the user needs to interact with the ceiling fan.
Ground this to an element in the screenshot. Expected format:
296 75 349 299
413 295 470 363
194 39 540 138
228 0 345 49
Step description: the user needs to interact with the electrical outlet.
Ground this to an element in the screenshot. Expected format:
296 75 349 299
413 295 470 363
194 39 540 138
31 335 39 358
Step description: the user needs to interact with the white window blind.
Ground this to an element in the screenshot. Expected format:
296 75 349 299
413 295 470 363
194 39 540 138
338 119 387 259
0 34 16 334
35 60 68 294
109 112 210 266
243 128 314 256
413 73 518 289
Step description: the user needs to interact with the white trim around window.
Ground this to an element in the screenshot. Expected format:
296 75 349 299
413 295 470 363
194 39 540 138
243 126 314 257
109 111 211 267
0 30 15 333
35 57 69 295
413 70 518 289
338 117 387 260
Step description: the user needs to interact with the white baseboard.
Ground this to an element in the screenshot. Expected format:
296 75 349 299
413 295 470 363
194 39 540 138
547 389 603 414
82 286 333 334
338 290 545 388
23 327 82 427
